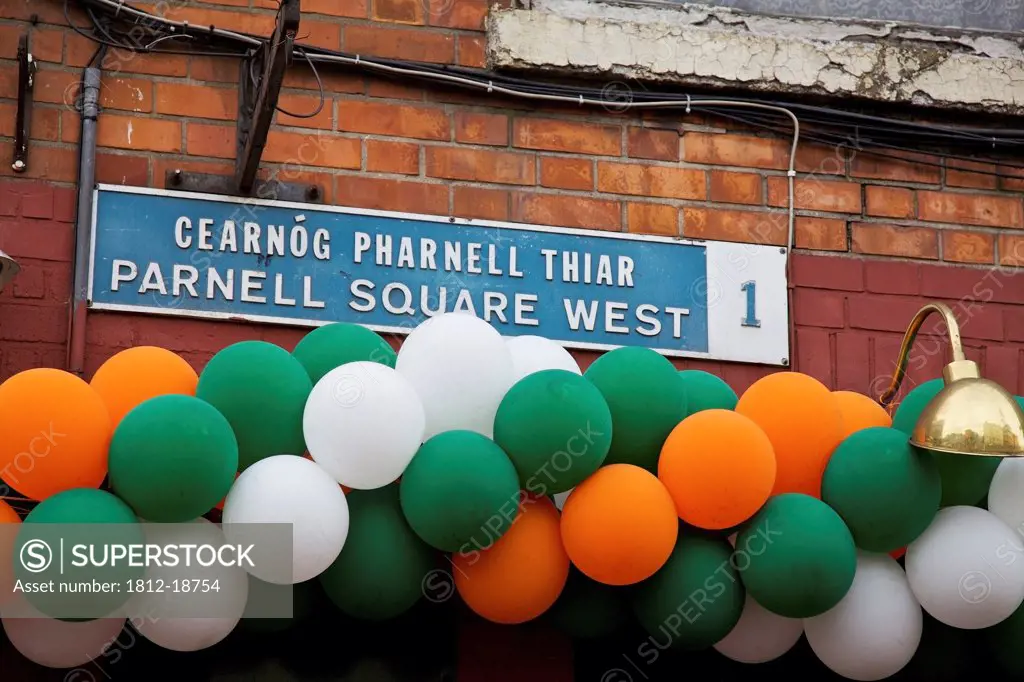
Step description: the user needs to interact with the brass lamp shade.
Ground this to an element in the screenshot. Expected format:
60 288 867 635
879 302 1024 457
910 375 1024 457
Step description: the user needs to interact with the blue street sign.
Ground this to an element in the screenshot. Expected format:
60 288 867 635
89 185 789 365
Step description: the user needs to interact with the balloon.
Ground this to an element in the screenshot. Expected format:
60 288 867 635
935 454 999 508
127 518 249 652
658 409 775 530
505 335 581 380
679 370 738 414
714 593 803 664
400 430 520 552
822 427 941 553
552 490 571 510
633 534 744 651
560 463 678 586
0 368 110 500
737 493 856 618
493 370 612 495
319 484 435 620
583 347 688 472
17 489 143 620
833 390 892 439
892 379 943 434
395 313 516 439
2 598 125 668
735 372 844 497
891 378 995 507
0 499 20 607
805 552 922 681
109 395 238 522
454 495 569 625
90 346 198 427
303 363 426 490
906 506 1024 629
292 322 397 385
990 458 1024 536
223 455 349 584
549 566 627 639
196 341 312 470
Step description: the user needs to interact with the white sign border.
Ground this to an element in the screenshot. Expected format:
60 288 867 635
88 184 791 366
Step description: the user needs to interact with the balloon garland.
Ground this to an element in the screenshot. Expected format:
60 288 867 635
0 313 1021 680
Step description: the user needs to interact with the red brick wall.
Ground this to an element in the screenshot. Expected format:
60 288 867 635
0 0 1022 401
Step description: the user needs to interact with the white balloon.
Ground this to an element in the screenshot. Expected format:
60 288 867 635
505 335 581 380
906 506 1024 629
396 313 516 438
805 553 921 681
553 489 572 510
2 598 124 668
988 458 1024 536
714 594 803 664
223 455 349 585
304 362 426 489
127 519 249 652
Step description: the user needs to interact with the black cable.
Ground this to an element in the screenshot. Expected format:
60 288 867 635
274 49 325 119
71 0 1024 160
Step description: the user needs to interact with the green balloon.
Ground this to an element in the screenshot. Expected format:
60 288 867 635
932 451 1000 507
110 395 238 522
400 431 520 552
196 341 312 470
892 379 944 435
584 347 688 472
632 534 744 651
822 427 941 552
16 489 144 620
493 370 613 494
679 370 738 414
1017 396 1023 410
292 323 396 385
893 378 997 507
320 484 436 620
549 567 628 639
736 493 856 619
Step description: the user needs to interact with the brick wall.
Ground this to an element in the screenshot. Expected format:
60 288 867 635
0 0 1022 402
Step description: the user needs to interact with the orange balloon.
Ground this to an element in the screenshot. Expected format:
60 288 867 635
454 495 569 624
90 346 198 428
0 369 111 501
658 410 776 530
560 464 678 586
0 499 20 606
736 372 844 498
833 390 892 440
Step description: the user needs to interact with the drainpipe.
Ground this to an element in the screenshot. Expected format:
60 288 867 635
67 65 102 377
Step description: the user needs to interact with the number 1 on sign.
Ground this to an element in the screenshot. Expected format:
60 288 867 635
741 281 760 328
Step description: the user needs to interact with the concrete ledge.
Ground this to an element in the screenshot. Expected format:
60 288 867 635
488 0 1024 114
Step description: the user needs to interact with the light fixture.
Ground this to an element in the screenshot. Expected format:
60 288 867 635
878 302 1024 457
0 249 19 292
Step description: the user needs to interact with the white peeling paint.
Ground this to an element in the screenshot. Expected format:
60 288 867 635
489 0 1024 113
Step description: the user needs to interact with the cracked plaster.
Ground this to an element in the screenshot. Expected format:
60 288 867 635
488 0 1024 113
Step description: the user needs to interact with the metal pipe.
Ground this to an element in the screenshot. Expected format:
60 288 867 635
67 66 102 376
878 302 967 407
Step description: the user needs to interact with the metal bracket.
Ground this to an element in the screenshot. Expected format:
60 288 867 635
165 169 323 204
13 33 36 173
235 0 300 194
165 0 322 203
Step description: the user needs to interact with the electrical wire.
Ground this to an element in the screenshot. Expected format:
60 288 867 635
274 49 325 119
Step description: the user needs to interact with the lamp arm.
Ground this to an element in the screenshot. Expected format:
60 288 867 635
878 302 966 407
